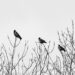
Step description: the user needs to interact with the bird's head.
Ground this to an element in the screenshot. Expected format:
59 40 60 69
38 37 40 40
58 44 60 47
58 44 62 50
14 30 16 33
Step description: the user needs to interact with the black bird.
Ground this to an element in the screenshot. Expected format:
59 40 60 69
38 37 46 44
58 45 66 52
14 30 22 40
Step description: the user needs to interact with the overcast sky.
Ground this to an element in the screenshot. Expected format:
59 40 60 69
0 0 75 63
0 0 75 43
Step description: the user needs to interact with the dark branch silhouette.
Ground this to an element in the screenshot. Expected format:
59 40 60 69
14 30 22 40
38 37 46 44
58 44 66 52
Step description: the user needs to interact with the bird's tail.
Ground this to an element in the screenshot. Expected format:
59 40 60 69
20 37 22 40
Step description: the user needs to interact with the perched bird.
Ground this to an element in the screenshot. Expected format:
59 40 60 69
14 30 22 40
58 45 66 52
38 37 46 44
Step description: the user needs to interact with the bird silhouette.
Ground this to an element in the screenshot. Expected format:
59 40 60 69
14 30 22 40
38 37 46 44
58 45 66 52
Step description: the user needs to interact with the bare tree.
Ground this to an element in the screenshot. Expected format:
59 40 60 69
0 34 28 75
24 41 61 75
58 20 75 75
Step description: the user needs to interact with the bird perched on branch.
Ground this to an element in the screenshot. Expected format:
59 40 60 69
38 37 46 44
14 30 22 40
58 45 66 52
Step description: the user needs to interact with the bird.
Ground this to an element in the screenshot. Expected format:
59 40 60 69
38 37 46 44
14 30 22 40
58 45 66 52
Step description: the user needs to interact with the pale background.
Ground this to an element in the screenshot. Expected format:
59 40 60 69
0 0 75 65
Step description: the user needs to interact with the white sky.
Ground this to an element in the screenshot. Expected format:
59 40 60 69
0 0 75 42
0 0 75 64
